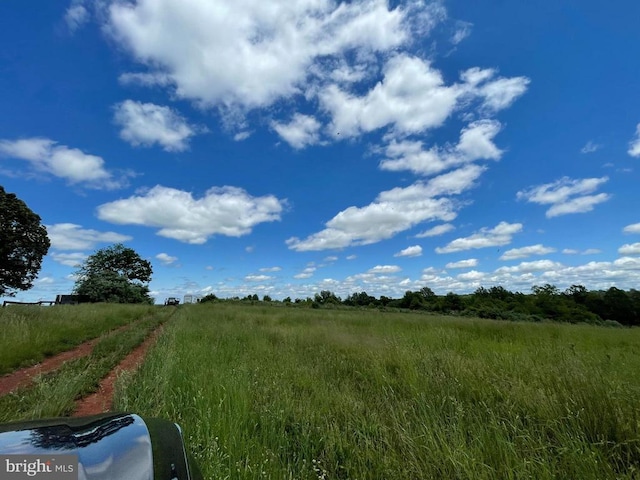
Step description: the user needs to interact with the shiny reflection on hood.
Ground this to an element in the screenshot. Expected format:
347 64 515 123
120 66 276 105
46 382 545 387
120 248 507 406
0 414 153 480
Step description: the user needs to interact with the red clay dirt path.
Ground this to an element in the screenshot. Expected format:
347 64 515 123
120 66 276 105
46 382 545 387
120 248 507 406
72 324 165 416
0 322 136 396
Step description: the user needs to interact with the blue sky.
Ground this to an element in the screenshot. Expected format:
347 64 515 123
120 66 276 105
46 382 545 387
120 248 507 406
1 0 639 303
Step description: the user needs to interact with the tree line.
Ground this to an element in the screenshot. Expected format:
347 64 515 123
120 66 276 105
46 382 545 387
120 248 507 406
200 284 640 326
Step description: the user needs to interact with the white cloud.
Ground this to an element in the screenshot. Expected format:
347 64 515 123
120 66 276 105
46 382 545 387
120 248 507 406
476 75 530 112
259 267 282 272
457 270 484 281
623 223 640 234
379 120 502 176
368 265 401 274
495 259 563 274
500 244 556 261
629 124 640 157
451 21 472 45
97 185 285 244
0 138 128 189
446 258 478 269
580 141 600 154
108 0 420 110
323 256 338 262
245 274 272 282
234 131 251 141
272 114 321 149
50 252 88 267
619 243 640 256
415 223 455 238
346 255 357 260
321 56 528 139
113 100 201 152
156 253 178 265
320 54 461 137
287 165 484 251
436 222 522 254
65 0 89 32
294 267 316 279
517 176 611 218
394 245 423 257
46 223 132 250
562 248 601 255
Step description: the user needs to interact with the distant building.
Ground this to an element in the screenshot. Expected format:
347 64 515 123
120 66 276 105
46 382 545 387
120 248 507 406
183 294 202 304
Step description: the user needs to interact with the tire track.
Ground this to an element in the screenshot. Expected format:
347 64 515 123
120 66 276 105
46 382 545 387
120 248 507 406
0 322 135 396
72 323 165 416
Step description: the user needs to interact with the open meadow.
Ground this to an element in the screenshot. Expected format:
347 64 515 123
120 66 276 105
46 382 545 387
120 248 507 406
111 303 640 479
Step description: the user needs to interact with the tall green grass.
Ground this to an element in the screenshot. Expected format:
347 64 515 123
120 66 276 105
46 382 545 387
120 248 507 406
113 304 640 479
0 309 170 422
0 303 157 375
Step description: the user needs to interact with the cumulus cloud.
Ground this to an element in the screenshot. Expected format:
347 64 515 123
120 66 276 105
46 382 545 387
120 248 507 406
368 265 401 274
623 223 640 234
380 120 502 176
294 267 316 279
287 165 484 251
50 252 88 267
436 222 523 254
495 260 564 274
245 274 272 282
113 100 202 152
259 267 282 272
107 0 419 109
156 253 178 265
446 258 478 269
619 243 640 256
97 185 285 244
272 114 321 149
517 176 611 218
457 270 484 281
629 124 640 157
321 57 528 138
415 223 455 238
0 138 128 189
46 223 132 250
394 245 423 257
500 244 556 261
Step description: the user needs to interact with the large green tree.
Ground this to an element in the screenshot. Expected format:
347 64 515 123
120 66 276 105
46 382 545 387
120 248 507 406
74 244 153 304
0 186 50 296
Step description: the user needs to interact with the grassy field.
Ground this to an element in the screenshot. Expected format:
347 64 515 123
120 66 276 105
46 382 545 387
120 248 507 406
113 304 640 479
0 303 157 375
0 307 171 422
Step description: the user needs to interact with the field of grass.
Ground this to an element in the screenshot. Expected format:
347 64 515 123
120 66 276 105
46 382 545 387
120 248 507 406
0 308 170 422
0 303 157 375
113 303 640 479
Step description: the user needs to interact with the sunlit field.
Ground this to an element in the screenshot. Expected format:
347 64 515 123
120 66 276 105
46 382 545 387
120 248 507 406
0 308 168 422
114 303 640 479
0 303 157 375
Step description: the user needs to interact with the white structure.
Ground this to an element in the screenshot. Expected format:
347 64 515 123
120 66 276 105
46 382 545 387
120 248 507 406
183 294 202 304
